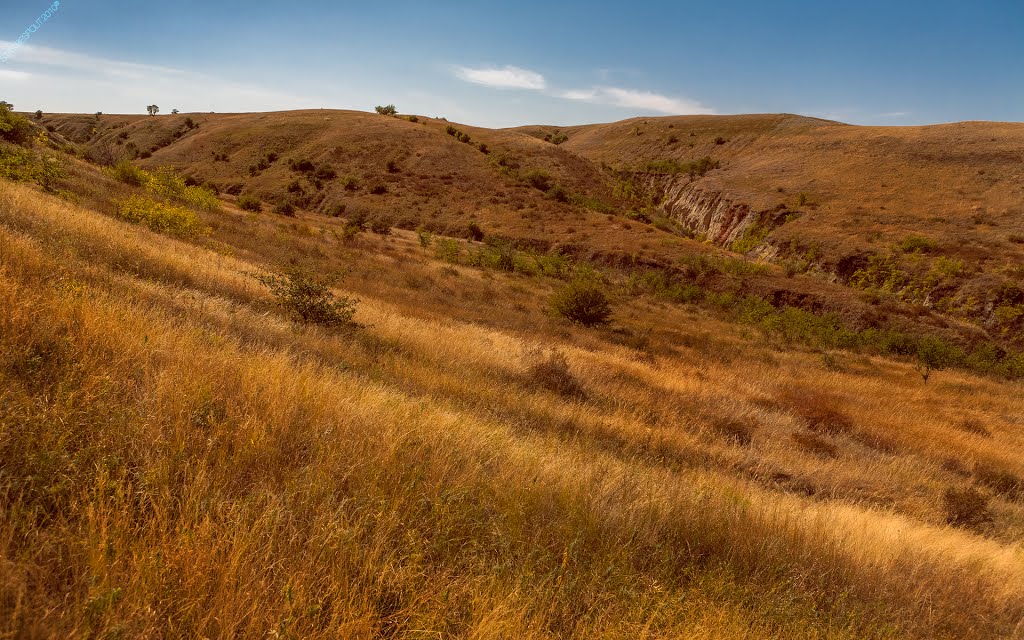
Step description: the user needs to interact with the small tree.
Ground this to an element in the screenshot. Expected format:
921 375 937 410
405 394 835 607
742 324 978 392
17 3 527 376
915 335 954 384
375 104 398 116
0 101 13 110
146 105 160 117
550 281 612 327
256 267 358 329
171 108 180 115
34 110 43 120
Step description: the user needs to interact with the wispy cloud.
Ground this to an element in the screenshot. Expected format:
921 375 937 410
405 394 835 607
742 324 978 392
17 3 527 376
879 111 909 118
0 42 318 114
452 63 713 116
453 65 546 90
560 86 715 115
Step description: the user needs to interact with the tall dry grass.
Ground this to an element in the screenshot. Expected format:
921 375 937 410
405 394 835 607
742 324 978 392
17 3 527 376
2 181 1024 638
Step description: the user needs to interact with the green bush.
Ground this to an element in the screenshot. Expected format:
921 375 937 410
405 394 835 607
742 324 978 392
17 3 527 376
0 103 34 145
237 194 262 212
110 160 149 187
273 201 296 216
522 169 552 192
375 104 398 116
315 164 337 180
551 281 612 327
115 195 209 237
256 268 358 328
434 238 461 263
899 235 938 254
543 131 568 145
147 166 220 211
915 335 960 383
547 185 570 203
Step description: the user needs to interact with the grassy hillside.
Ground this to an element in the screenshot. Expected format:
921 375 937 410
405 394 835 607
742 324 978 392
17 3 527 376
3 107 1024 636
41 109 1024 357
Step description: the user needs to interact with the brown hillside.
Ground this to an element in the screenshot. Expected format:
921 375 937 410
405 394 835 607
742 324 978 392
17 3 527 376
41 109 1024 350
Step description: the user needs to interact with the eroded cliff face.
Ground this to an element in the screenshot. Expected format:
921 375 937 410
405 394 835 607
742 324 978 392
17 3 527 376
639 175 756 246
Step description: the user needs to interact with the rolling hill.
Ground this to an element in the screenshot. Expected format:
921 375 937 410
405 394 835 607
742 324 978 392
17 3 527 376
2 105 1024 637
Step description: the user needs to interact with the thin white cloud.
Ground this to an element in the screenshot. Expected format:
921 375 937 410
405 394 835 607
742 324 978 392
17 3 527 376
880 111 909 117
453 65 546 90
558 89 598 101
560 86 715 115
0 69 31 81
0 42 319 114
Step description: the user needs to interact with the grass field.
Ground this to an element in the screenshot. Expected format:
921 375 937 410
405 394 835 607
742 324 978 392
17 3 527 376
3 147 1024 638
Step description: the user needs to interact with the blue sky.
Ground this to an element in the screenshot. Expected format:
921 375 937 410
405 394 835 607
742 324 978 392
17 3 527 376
0 0 1021 126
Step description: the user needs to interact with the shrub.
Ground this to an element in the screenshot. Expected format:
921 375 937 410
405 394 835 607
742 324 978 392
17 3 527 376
525 349 586 398
899 235 938 254
445 125 458 136
544 130 568 145
273 201 296 216
0 103 34 145
315 164 337 180
0 146 65 190
115 195 209 237
369 216 392 235
550 281 612 327
547 185 570 203
942 486 993 530
341 175 360 191
289 158 315 173
147 166 220 211
237 193 262 212
467 221 484 241
434 238 460 263
385 159 399 173
255 267 358 328
416 227 433 248
714 136 727 145
375 104 398 116
325 203 347 218
477 143 489 154
111 160 149 187
522 169 553 192
368 184 388 195
34 110 43 120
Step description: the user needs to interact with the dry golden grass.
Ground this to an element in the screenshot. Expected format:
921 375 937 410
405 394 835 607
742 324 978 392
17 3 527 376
2 179 1024 638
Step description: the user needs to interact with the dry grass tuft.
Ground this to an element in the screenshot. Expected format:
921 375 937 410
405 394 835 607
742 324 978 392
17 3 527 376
943 486 994 530
523 348 587 399
791 431 840 458
782 390 855 435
